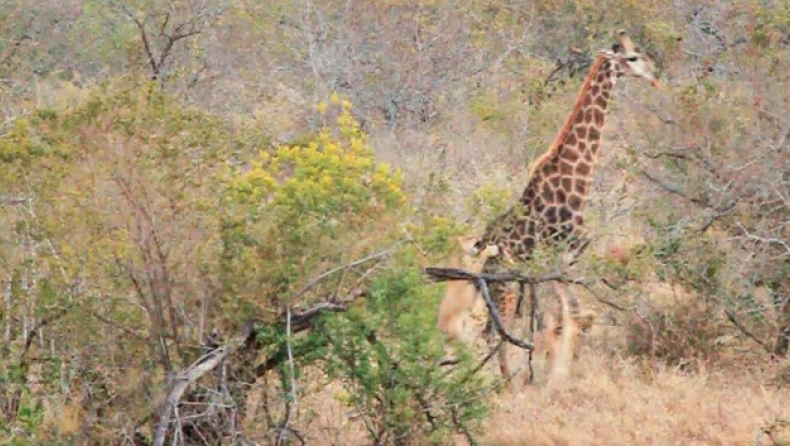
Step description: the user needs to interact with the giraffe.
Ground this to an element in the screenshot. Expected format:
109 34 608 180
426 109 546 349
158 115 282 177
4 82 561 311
474 30 660 389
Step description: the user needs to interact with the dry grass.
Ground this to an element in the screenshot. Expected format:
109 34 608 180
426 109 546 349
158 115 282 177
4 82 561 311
288 345 790 446
483 353 790 446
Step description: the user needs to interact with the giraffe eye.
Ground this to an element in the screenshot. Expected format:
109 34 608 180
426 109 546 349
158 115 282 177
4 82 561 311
626 56 639 62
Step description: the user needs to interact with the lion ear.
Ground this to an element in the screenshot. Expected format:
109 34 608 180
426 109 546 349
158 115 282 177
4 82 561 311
457 235 480 256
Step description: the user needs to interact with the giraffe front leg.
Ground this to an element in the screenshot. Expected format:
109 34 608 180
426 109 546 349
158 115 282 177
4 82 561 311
497 284 519 392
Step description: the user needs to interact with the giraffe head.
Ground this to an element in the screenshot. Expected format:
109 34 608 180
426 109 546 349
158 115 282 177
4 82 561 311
601 30 660 88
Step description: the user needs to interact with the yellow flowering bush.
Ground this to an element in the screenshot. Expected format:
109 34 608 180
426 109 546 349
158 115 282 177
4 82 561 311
227 99 403 220
221 98 406 310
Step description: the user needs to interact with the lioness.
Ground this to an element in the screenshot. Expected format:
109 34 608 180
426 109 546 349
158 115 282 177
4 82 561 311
438 235 499 352
533 282 595 384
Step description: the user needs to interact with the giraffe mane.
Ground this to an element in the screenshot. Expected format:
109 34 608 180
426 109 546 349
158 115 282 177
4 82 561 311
525 53 608 183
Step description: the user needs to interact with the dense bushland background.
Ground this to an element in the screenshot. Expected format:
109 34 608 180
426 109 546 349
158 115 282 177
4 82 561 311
1 1 790 444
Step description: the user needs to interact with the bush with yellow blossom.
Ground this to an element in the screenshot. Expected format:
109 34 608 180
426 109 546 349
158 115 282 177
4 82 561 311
221 96 406 315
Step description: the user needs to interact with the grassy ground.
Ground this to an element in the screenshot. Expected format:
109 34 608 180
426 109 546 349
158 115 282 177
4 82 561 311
295 346 790 445
484 353 790 446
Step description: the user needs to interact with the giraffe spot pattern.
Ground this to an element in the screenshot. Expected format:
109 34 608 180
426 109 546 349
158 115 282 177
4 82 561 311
541 182 554 201
575 180 587 195
545 207 558 224
563 148 579 162
559 206 573 222
542 161 557 177
568 193 583 210
594 108 605 126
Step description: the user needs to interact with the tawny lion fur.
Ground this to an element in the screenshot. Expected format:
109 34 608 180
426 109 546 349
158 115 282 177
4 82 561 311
437 235 596 383
533 283 596 383
437 235 500 349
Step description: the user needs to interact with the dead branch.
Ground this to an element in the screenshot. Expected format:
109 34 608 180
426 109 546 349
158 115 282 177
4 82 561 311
736 223 790 257
641 169 708 207
0 15 34 67
118 2 203 81
423 267 588 286
152 340 236 446
276 307 298 446
292 244 400 302
724 309 773 355
697 199 738 233
425 266 594 352
149 299 356 445
582 281 629 311
475 278 533 351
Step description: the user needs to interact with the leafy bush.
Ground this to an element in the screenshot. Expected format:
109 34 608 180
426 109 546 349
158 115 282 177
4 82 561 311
220 97 406 318
319 265 489 445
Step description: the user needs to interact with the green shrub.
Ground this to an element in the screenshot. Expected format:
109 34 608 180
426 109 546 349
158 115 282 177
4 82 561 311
319 265 489 445
219 98 406 319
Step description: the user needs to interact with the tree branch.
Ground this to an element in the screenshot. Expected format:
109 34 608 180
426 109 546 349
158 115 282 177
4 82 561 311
724 309 773 355
475 278 533 351
641 169 707 206
0 15 34 67
152 342 237 446
424 266 588 286
291 243 400 302
149 298 353 445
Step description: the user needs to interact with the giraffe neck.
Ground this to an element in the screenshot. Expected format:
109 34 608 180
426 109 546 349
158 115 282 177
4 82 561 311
524 54 617 201
480 55 621 261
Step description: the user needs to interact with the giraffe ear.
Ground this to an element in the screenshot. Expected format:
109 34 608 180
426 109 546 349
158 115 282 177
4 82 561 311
617 29 636 54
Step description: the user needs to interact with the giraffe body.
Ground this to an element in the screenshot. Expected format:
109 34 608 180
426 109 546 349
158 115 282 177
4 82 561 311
475 31 660 388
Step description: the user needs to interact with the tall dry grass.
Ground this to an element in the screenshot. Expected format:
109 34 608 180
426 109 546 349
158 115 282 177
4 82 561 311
483 353 790 446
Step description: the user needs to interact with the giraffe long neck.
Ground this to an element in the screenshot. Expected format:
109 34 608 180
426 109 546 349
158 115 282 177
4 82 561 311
520 55 618 215
523 54 617 203
479 55 621 262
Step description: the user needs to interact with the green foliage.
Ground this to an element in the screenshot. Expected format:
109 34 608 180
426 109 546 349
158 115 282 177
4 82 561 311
467 182 515 225
320 265 488 445
6 0 790 442
220 97 406 315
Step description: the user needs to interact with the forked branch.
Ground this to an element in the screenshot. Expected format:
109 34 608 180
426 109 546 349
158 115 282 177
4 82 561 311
150 299 357 446
476 278 534 351
425 267 566 351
